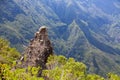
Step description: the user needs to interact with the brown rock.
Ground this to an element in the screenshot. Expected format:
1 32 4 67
20 26 53 76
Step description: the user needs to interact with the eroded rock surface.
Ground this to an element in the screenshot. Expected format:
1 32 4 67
21 26 53 70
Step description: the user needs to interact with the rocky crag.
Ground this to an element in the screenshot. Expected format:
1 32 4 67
20 26 53 75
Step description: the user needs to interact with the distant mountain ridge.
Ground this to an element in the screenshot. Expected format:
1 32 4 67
0 0 120 76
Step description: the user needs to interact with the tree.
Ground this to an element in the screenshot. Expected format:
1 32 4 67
107 73 120 80
42 55 86 80
0 38 20 64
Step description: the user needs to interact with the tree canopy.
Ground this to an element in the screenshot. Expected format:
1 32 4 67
0 38 120 80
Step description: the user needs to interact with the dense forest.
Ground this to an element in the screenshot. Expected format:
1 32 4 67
0 37 120 80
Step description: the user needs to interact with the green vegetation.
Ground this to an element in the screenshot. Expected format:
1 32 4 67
1 0 120 76
0 38 20 64
0 38 43 80
0 63 44 80
42 55 120 80
0 38 120 80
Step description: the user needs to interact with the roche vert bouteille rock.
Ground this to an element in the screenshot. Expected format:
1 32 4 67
20 26 53 70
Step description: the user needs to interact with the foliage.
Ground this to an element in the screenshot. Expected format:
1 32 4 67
0 38 44 80
0 63 44 80
107 73 120 80
0 38 119 80
0 53 120 80
42 55 106 80
42 55 120 80
0 38 20 64
86 74 105 80
1 0 120 76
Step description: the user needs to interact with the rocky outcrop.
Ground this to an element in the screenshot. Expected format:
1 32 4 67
20 26 53 73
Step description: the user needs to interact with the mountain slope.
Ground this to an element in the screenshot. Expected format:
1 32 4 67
0 0 120 76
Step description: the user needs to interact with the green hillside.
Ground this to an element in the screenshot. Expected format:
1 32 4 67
0 0 120 76
0 38 120 80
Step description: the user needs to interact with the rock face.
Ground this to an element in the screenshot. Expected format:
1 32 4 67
21 26 53 70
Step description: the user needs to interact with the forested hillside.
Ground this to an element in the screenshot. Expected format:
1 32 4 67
0 0 120 76
0 38 120 80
